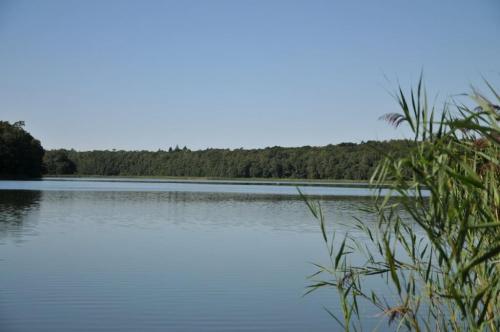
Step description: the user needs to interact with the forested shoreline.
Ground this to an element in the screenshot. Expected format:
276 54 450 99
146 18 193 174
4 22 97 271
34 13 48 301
1 119 414 181
43 140 413 180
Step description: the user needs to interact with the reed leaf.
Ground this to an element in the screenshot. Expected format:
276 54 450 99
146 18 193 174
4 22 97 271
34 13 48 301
302 78 500 331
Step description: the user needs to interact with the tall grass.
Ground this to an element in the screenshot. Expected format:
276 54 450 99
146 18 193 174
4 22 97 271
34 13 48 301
303 77 500 331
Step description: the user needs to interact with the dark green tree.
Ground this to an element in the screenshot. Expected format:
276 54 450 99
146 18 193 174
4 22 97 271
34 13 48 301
43 150 77 175
43 140 414 180
0 121 45 178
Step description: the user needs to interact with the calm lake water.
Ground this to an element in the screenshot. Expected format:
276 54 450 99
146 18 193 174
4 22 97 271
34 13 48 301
0 178 383 331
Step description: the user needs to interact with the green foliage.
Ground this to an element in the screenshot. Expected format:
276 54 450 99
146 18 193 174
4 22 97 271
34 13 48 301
44 141 412 180
43 150 77 175
304 78 500 331
0 121 44 178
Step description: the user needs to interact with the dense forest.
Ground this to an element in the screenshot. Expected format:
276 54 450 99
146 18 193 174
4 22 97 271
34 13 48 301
43 140 413 180
0 121 44 178
0 119 413 181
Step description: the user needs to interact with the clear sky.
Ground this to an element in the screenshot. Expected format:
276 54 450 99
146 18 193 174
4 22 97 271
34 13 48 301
1 0 499 151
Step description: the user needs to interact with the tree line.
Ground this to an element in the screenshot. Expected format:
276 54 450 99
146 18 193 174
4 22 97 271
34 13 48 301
0 120 414 180
43 140 413 180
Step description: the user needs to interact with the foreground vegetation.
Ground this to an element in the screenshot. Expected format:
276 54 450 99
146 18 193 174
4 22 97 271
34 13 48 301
304 78 500 330
43 140 412 180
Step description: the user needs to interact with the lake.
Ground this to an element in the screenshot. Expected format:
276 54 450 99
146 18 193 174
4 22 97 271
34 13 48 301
0 178 382 331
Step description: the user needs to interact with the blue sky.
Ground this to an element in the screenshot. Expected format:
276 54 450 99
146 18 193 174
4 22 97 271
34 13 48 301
1 0 499 151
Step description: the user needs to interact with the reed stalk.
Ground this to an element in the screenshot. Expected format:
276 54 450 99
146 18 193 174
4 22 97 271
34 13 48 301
304 77 500 331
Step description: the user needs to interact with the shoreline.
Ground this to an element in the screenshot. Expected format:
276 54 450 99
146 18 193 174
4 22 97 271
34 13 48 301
41 174 370 184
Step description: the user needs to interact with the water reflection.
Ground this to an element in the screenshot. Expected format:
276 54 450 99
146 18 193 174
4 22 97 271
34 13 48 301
0 190 41 242
0 186 419 244
0 187 381 245
0 181 406 331
0 178 378 196
32 190 376 234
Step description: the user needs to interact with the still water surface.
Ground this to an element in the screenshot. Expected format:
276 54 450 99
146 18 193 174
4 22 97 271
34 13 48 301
0 178 380 331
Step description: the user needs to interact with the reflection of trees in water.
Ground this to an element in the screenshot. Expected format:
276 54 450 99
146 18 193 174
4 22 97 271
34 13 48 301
0 190 41 240
57 190 377 233
0 189 410 239
123 191 379 233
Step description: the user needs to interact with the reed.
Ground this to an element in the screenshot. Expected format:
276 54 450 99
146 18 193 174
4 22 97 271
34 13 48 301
303 76 500 331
